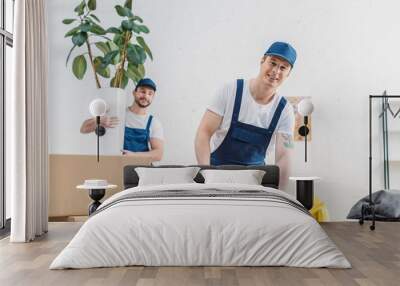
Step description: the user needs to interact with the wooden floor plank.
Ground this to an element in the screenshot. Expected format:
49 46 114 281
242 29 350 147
0 222 400 286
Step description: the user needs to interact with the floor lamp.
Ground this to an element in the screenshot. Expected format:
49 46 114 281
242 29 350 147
360 94 400 231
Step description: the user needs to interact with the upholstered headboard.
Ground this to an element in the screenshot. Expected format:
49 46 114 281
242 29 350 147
123 165 280 189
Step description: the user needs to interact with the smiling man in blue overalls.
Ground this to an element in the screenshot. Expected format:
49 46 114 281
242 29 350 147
122 78 164 162
195 42 296 188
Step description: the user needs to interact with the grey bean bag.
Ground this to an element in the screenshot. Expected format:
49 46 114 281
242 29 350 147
347 190 400 220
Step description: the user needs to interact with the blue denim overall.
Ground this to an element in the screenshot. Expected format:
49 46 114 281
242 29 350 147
210 79 287 166
123 115 153 152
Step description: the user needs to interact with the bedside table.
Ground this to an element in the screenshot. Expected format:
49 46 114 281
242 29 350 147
77 181 117 215
289 177 321 210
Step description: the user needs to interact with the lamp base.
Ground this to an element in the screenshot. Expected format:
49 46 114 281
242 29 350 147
88 189 105 215
298 126 309 137
296 180 314 210
95 126 106 136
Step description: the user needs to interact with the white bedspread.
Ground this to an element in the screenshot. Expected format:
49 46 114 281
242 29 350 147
50 183 351 269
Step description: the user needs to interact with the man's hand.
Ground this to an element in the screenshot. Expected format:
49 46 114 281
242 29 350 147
275 133 294 190
80 115 120 134
194 110 223 165
121 149 134 155
100 116 119 128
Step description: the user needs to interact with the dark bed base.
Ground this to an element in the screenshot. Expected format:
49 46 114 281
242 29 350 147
123 165 280 190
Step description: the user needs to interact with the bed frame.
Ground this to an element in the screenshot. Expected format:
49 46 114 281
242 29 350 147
123 165 280 189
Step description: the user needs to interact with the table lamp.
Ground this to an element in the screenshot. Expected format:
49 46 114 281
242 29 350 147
89 98 107 162
297 99 314 162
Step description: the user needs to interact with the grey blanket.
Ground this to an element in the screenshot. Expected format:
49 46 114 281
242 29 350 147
93 188 310 217
347 189 400 220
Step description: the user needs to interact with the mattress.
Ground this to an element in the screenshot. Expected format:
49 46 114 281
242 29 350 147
50 183 350 269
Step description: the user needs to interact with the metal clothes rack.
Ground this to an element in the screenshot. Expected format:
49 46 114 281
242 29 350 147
381 92 390 189
360 95 400 230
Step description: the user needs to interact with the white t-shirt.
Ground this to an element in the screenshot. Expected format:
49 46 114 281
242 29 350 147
125 108 164 141
207 80 294 154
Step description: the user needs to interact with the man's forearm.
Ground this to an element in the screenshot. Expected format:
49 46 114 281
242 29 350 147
125 149 163 162
276 155 291 190
275 133 294 190
195 132 211 165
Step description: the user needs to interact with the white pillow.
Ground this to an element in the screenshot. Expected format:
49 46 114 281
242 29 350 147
200 169 266 185
135 167 200 186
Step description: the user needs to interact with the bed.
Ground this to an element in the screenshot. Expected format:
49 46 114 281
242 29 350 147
50 165 350 269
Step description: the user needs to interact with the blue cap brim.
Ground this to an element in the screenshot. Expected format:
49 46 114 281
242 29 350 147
264 52 294 67
139 84 156 91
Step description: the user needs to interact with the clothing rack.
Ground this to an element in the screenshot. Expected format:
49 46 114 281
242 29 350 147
381 94 390 189
360 94 400 230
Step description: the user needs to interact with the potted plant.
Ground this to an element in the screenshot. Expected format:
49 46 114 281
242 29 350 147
63 0 153 89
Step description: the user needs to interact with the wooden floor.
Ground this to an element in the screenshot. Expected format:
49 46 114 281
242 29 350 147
0 222 399 286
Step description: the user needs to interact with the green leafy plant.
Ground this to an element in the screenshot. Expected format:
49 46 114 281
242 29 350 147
99 0 153 88
63 0 153 89
63 0 108 88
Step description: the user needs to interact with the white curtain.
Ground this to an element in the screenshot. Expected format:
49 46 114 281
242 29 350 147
9 0 49 242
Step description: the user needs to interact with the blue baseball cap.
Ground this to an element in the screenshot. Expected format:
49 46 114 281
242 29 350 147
264 42 297 67
136 78 157 91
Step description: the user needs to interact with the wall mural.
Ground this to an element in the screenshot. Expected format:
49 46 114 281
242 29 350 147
50 0 312 218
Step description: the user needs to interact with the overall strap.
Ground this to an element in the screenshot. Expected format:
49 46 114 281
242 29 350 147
231 79 244 123
146 115 153 132
268 97 287 131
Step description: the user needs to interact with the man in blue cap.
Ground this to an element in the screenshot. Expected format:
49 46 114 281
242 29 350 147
195 42 296 188
80 78 164 162
121 78 164 161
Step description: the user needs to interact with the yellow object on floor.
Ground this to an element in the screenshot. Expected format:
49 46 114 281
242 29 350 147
310 196 329 222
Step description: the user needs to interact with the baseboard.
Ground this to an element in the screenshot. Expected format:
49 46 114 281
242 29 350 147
49 216 88 222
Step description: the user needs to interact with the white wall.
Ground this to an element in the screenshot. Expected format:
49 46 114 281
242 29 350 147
47 0 400 220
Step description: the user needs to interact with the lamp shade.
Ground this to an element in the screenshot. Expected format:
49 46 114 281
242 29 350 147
89 98 107 117
298 99 314 116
